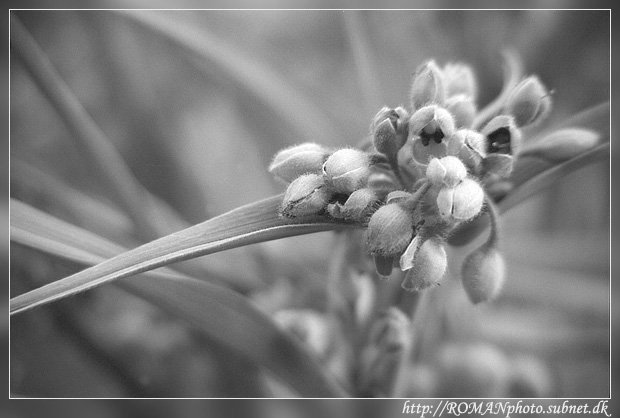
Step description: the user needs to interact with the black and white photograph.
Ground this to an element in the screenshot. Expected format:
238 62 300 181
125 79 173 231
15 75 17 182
9 8 611 407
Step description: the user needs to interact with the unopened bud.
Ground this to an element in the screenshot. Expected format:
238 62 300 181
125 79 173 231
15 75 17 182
352 272 376 327
461 244 506 304
482 153 514 179
281 173 332 218
410 105 456 165
448 130 486 171
269 143 330 183
360 307 412 396
323 148 371 193
445 94 476 129
522 128 600 162
342 188 379 221
401 237 447 291
504 76 552 127
426 158 446 186
481 115 522 155
426 156 467 187
274 309 331 357
367 307 411 352
436 178 484 221
372 107 409 157
442 62 478 100
367 203 414 257
410 60 446 110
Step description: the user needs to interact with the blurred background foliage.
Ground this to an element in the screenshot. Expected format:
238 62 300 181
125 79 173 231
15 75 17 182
9 10 610 398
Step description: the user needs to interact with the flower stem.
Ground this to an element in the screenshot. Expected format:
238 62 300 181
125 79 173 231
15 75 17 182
484 193 501 247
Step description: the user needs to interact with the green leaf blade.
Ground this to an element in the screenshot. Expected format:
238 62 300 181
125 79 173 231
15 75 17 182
10 195 355 315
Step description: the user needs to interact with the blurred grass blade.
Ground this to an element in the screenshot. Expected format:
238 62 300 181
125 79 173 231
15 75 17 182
10 14 186 241
11 195 356 315
116 10 339 143
11 158 135 243
498 142 609 211
343 11 380 115
449 142 609 246
473 50 523 130
10 200 347 397
510 101 610 190
11 159 260 289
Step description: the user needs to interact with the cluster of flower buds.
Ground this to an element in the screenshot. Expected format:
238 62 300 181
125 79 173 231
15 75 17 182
270 144 383 222
269 57 563 304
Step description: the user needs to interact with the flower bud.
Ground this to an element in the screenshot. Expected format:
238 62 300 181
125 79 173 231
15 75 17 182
401 236 447 291
448 130 486 171
481 115 522 155
426 156 467 187
274 309 331 357
522 128 600 162
436 178 484 221
445 94 476 129
425 158 447 186
461 244 506 304
372 107 409 157
352 272 376 327
482 153 514 179
342 188 379 221
409 105 456 165
269 143 330 183
442 62 478 100
360 307 412 396
504 76 552 127
281 173 332 218
367 307 411 352
323 148 371 193
410 60 446 110
367 203 414 257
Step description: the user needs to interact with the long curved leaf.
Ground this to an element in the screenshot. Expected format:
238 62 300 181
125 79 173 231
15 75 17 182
10 195 356 315
10 159 259 289
10 199 348 397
